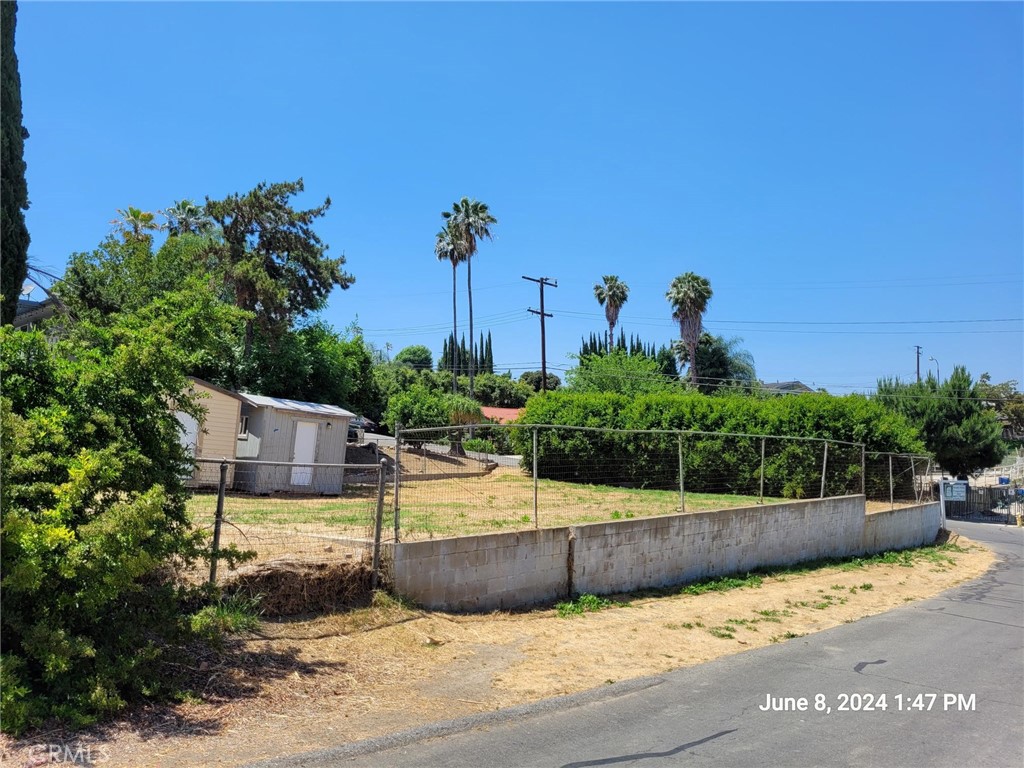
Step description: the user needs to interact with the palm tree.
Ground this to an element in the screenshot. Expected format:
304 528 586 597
435 222 464 394
162 199 213 237
111 206 163 241
442 198 497 398
666 272 713 386
674 333 756 393
593 275 629 352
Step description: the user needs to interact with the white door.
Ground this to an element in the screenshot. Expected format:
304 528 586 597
290 421 318 486
177 411 200 457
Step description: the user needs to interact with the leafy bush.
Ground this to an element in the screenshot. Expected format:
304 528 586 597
0 322 215 734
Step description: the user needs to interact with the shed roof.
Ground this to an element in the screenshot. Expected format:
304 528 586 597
237 393 356 418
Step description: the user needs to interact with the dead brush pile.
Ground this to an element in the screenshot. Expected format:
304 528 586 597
223 557 377 616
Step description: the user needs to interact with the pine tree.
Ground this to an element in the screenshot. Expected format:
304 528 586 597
1 1 30 325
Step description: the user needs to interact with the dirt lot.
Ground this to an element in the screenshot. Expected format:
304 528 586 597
2 535 994 768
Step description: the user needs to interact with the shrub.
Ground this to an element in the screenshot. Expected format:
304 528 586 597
510 391 922 496
0 325 210 734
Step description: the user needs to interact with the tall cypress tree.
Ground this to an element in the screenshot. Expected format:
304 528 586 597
1 1 30 325
484 331 493 374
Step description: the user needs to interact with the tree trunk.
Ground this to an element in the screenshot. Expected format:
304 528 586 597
451 262 458 394
467 255 474 399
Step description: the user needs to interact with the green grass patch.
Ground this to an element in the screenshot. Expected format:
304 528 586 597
679 573 764 595
556 593 618 618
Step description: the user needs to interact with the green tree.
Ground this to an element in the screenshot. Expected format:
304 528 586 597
394 344 434 371
593 275 629 352
435 221 463 393
876 366 1005 477
566 349 681 397
58 233 216 322
441 198 497 399
977 374 1024 443
666 273 713 385
675 333 757 394
382 385 483 455
519 370 561 393
205 179 353 363
470 372 533 408
1 1 30 326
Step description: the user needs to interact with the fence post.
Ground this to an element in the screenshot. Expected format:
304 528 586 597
820 441 829 499
371 459 387 591
208 460 228 586
532 427 539 529
393 422 401 542
759 437 766 504
888 453 894 510
861 445 866 496
678 433 686 514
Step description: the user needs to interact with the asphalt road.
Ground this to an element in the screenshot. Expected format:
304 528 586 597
252 519 1023 768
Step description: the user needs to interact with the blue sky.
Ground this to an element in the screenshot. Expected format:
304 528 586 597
16 1 1023 392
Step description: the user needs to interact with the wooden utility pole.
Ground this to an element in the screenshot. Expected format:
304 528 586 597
523 275 557 392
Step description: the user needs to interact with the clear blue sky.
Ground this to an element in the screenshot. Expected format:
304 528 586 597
16 1 1024 392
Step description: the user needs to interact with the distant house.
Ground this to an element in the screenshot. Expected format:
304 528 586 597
234 393 355 494
13 286 66 334
760 381 815 395
480 406 524 424
177 377 245 488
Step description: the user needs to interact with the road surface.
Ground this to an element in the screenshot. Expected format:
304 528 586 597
252 518 1023 768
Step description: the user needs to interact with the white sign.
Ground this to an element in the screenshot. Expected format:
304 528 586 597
942 481 967 502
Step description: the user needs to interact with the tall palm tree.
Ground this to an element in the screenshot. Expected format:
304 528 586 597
593 275 629 352
435 222 464 394
666 272 713 386
442 197 497 398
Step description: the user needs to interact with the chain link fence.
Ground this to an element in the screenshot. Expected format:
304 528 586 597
188 458 390 585
389 424 934 541
183 427 938 573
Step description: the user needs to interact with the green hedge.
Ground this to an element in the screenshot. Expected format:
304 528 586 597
509 392 924 497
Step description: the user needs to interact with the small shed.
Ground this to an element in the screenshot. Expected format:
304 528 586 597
177 377 244 488
234 393 354 495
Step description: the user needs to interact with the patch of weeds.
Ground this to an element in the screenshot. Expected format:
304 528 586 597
557 593 616 618
782 631 802 639
624 512 635 519
830 584 845 591
680 573 764 596
520 515 532 523
610 511 622 520
191 593 262 640
903 597 915 602
812 601 832 610
848 586 858 594
707 626 736 639
860 583 874 591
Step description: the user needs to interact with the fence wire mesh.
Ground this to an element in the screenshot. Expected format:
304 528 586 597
183 428 940 572
390 424 934 541
188 459 389 583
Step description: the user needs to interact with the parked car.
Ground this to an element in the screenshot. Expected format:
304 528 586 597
347 415 378 443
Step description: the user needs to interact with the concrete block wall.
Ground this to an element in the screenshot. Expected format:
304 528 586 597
389 497 943 612
573 496 865 596
390 527 571 611
862 502 942 553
